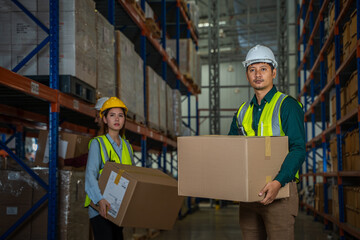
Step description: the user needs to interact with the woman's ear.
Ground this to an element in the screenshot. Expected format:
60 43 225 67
103 116 108 124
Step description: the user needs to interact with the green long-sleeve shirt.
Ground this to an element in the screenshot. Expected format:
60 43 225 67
228 86 306 186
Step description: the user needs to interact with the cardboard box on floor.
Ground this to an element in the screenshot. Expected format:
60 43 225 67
177 136 290 202
35 130 92 166
90 162 184 230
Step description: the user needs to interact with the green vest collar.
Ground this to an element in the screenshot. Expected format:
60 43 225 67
250 85 278 106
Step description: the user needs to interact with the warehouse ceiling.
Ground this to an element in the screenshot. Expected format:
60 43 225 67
196 0 280 63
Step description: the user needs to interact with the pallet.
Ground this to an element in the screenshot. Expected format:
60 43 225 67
183 73 194 84
132 1 146 22
145 18 161 39
26 75 96 104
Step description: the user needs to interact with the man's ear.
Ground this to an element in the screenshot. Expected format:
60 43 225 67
272 68 277 79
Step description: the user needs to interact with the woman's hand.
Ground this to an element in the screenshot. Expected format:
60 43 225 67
98 199 111 218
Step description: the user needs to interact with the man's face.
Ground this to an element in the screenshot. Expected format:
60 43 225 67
246 62 276 91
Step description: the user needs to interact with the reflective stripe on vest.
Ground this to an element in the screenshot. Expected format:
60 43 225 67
236 91 300 182
84 135 134 207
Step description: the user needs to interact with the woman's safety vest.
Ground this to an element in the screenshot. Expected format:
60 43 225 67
84 135 134 207
236 91 300 182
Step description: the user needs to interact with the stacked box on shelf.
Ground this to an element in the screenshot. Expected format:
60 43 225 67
187 1 199 33
330 88 346 123
349 129 360 171
0 2 38 76
332 185 339 220
146 66 160 130
37 0 97 88
194 52 202 91
167 39 196 81
344 186 360 229
95 11 115 97
349 10 357 51
327 43 335 83
329 137 338 172
166 85 175 138
315 183 324 212
159 78 167 133
133 53 145 124
344 132 352 171
345 70 358 114
342 22 350 61
31 168 89 240
328 3 335 30
173 89 182 136
115 31 136 119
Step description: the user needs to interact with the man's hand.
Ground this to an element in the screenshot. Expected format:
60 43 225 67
259 180 281 205
98 199 111 218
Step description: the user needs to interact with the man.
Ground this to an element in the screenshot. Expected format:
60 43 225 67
94 97 109 127
228 45 306 240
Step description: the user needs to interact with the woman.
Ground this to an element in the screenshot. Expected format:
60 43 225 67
85 97 134 240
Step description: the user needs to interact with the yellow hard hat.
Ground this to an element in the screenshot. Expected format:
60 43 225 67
100 97 128 118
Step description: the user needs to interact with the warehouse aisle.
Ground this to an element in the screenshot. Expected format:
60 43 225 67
153 203 335 240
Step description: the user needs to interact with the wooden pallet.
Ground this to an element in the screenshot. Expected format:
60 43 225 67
183 73 194 84
145 18 161 39
132 1 146 22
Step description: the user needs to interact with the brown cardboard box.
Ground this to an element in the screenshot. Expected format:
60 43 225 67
341 88 346 117
35 130 91 166
177 136 290 202
90 162 183 230
350 10 357 39
329 3 335 29
343 22 351 48
346 71 358 101
0 204 31 240
352 154 360 171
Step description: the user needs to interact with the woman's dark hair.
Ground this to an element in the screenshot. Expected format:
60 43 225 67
101 107 127 138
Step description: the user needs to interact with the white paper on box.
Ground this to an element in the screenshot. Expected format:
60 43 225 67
103 171 129 219
6 207 18 215
11 11 37 45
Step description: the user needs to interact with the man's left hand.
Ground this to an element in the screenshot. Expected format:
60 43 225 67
259 180 281 205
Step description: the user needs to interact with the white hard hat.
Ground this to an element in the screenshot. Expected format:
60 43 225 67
242 45 278 69
94 97 109 110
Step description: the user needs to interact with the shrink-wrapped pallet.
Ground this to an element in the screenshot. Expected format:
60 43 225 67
37 0 97 87
166 85 175 137
133 53 145 123
146 66 160 130
167 39 195 79
159 78 167 133
173 89 182 136
96 12 115 97
31 168 89 240
116 31 136 117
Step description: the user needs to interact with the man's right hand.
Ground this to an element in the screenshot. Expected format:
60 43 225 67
98 199 111 218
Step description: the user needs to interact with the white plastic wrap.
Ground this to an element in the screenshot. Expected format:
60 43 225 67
158 78 167 132
116 31 136 115
187 1 199 32
31 168 89 240
167 39 195 78
37 0 97 87
96 12 115 97
133 53 145 123
173 89 182 136
166 85 175 137
147 66 160 130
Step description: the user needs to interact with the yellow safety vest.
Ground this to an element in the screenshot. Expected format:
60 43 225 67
236 91 300 182
84 135 134 207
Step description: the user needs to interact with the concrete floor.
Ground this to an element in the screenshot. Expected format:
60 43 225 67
153 204 337 240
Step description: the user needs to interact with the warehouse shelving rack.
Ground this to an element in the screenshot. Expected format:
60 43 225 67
297 0 360 239
0 0 200 239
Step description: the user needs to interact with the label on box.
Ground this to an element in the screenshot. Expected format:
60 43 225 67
6 207 18 215
8 171 20 181
103 171 129 218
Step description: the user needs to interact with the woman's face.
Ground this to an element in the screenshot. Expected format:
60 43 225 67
103 108 125 132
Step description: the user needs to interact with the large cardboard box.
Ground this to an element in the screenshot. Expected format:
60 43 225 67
35 130 91 166
178 136 290 202
90 162 183 230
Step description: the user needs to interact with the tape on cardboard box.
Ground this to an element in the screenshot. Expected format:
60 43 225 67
265 137 271 160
